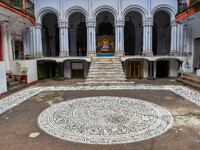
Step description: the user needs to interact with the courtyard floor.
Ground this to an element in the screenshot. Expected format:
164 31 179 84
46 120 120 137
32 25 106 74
0 79 200 150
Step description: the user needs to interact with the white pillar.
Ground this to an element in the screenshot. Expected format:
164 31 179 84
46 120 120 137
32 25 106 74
59 22 69 57
1 23 10 72
35 23 43 57
142 19 153 56
179 24 184 55
7 30 13 61
87 20 96 57
115 21 125 56
170 21 178 55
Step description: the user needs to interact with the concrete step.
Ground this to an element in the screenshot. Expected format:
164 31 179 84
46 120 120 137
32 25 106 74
77 82 135 86
91 63 122 65
92 60 121 62
87 74 126 78
90 66 123 69
9 81 21 88
183 73 200 79
90 65 122 68
176 78 200 90
7 78 15 83
89 68 123 71
8 84 28 93
180 75 200 85
85 79 127 82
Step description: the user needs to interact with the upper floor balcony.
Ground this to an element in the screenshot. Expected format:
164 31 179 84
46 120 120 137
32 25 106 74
176 0 200 22
0 0 34 17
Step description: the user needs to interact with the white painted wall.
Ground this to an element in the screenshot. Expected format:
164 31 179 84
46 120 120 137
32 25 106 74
143 60 148 78
197 69 200 76
169 59 179 77
35 0 177 22
9 60 38 84
0 62 7 95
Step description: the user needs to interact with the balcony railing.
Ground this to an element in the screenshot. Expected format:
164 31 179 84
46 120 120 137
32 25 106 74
0 0 34 16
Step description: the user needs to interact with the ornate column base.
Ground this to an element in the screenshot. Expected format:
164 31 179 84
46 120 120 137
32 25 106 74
115 51 124 57
59 52 69 57
36 52 43 58
182 52 192 56
87 51 96 57
170 51 178 56
142 51 153 56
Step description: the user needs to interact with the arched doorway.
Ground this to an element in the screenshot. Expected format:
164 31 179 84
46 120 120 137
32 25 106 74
153 11 171 55
124 11 143 55
96 12 115 56
69 13 87 56
42 13 60 57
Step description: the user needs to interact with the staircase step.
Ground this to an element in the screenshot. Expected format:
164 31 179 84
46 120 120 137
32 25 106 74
183 73 200 79
87 74 126 78
176 78 200 90
85 79 127 82
9 81 21 88
77 82 135 86
180 75 200 85
7 78 15 83
8 84 28 93
78 56 130 86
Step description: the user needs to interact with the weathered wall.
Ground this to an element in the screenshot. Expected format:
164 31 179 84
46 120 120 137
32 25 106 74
0 61 7 96
10 60 38 84
34 0 177 22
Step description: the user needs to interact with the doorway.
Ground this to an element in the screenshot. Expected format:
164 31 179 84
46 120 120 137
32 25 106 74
96 12 115 56
156 61 169 78
126 61 143 79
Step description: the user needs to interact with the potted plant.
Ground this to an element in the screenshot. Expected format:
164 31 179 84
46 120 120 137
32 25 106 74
15 59 28 82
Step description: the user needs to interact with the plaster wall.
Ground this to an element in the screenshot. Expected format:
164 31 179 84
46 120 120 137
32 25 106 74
9 60 38 84
0 62 7 95
143 60 148 78
34 0 177 22
169 59 179 77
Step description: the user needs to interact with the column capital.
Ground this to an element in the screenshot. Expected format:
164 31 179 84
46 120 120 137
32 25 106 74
58 21 69 28
86 19 96 27
35 23 42 29
170 20 177 26
115 20 125 27
143 18 153 26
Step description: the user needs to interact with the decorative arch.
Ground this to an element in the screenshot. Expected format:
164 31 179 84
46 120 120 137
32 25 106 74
122 5 148 21
36 7 60 24
69 14 86 29
151 4 176 21
93 5 118 21
64 6 89 22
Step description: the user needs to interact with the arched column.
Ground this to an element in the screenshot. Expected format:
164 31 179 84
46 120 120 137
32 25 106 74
142 18 153 56
1 22 10 72
59 22 69 57
170 21 178 56
86 20 96 57
115 21 124 56
35 23 43 58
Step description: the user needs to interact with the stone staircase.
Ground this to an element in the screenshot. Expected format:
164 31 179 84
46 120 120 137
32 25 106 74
7 75 27 94
176 73 200 90
77 57 135 86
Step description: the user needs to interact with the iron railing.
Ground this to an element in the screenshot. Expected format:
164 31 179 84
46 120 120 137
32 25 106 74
0 0 34 16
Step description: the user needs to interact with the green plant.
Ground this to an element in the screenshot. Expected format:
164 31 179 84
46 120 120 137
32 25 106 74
15 59 28 75
54 64 59 80
38 70 46 80
21 67 28 75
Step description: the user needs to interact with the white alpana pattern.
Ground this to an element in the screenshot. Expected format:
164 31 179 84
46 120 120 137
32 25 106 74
0 85 200 116
38 96 173 144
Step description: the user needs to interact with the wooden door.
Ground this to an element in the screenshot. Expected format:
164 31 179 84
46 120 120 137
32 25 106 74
126 61 143 79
